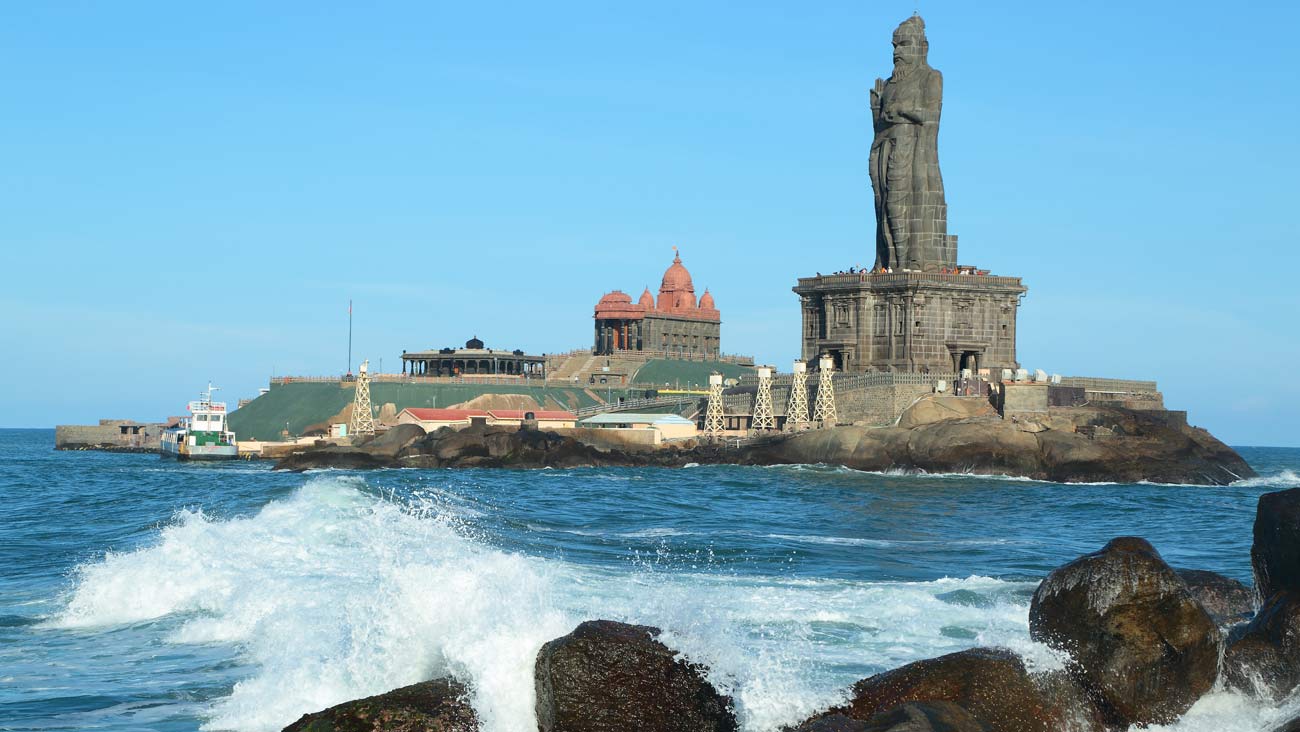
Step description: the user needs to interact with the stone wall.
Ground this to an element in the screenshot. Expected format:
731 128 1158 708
724 371 952 426
555 427 661 450
55 423 166 449
1059 375 1164 409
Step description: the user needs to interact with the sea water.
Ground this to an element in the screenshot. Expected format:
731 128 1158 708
2 428 1299 732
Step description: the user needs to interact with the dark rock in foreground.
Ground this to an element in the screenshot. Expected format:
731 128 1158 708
1224 590 1300 700
535 619 737 732
1029 537 1219 728
1252 488 1300 600
281 678 477 732
1176 568 1255 625
794 702 989 731
800 647 1082 732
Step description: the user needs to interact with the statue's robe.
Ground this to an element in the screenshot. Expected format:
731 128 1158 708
870 64 947 272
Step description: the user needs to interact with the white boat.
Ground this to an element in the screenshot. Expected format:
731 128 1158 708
161 384 238 460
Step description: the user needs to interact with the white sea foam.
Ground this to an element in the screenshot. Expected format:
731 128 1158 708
1232 469 1300 489
46 475 1290 732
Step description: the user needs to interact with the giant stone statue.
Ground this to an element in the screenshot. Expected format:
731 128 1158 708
870 15 953 273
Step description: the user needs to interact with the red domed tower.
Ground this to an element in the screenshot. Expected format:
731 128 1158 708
593 249 722 358
657 253 697 312
697 289 719 320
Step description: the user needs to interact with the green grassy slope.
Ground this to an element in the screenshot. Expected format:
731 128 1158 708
228 381 626 440
632 359 755 389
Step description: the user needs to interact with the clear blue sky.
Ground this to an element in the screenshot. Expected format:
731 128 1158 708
1 1 1296 446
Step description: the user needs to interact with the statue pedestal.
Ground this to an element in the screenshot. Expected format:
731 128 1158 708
793 271 1028 374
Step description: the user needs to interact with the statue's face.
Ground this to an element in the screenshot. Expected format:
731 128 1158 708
892 32 926 66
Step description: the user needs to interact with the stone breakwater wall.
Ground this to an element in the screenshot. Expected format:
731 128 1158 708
55 421 166 450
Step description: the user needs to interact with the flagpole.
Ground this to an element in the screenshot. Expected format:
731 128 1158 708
347 300 353 376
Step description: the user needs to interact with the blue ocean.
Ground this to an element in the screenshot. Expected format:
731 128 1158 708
2 428 1298 732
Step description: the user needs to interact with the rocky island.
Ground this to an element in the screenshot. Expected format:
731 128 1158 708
275 395 1253 485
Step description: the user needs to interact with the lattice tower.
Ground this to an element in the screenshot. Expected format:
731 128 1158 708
752 366 776 431
349 360 376 435
812 356 837 426
704 373 725 436
786 361 810 429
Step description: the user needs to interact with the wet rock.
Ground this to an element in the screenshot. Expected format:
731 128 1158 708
1029 537 1220 728
793 702 989 732
281 677 477 732
1175 568 1255 625
1252 488 1300 600
534 619 737 732
790 714 871 732
276 446 400 471
1223 590 1300 700
805 647 1081 732
1272 716 1300 732
860 702 989 732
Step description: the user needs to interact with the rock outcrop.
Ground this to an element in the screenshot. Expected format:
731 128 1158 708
798 647 1085 732
1222 489 1300 701
747 404 1252 485
1252 487 1300 600
1175 568 1255 625
281 678 477 732
534 619 737 732
1223 590 1300 699
1029 538 1220 728
275 404 1253 486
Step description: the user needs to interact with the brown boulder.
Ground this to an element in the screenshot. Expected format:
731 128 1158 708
860 702 989 732
1224 590 1300 700
896 396 996 430
793 702 989 732
1176 568 1255 625
808 647 1080 732
1029 537 1220 728
534 620 737 732
364 423 428 457
281 677 477 732
1252 488 1300 600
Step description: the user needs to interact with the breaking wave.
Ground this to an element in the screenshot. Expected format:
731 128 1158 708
45 475 1295 732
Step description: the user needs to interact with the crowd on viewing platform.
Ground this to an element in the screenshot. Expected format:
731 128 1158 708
816 264 992 277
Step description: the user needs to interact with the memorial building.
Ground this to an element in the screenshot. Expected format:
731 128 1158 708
794 14 1026 375
593 251 722 359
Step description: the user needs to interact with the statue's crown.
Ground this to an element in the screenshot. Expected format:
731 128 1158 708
894 14 926 40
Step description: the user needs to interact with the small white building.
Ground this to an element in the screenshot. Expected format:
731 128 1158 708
577 412 698 442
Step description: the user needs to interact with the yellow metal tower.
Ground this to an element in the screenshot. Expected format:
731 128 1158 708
348 360 376 435
752 366 776 431
704 372 725 436
786 361 810 429
812 355 837 426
